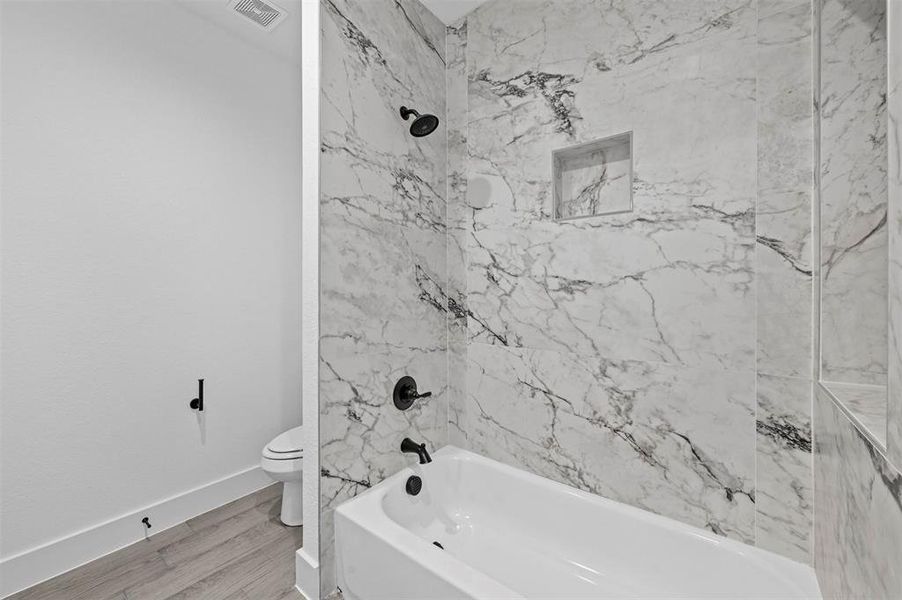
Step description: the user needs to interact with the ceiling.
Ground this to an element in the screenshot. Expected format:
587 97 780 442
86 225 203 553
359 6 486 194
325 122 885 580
174 0 301 64
178 0 480 58
419 0 488 24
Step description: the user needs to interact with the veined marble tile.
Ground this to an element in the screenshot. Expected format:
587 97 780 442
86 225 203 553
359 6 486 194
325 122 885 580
813 386 902 598
819 0 888 386
446 17 468 302
319 0 448 594
758 2 813 196
464 342 756 542
820 234 889 385
466 167 755 370
447 17 468 447
755 374 812 563
754 3 815 557
756 242 813 378
319 340 447 514
821 381 888 447
320 507 337 596
887 0 902 469
464 0 757 373
756 1 814 379
758 0 812 20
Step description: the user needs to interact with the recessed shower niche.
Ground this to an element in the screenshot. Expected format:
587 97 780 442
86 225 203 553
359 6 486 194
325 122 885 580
553 131 633 220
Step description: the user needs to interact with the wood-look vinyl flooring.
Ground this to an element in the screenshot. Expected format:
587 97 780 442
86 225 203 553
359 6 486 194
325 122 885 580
9 484 303 600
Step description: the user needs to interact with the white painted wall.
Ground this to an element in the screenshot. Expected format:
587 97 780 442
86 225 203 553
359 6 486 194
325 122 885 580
298 1 320 597
0 0 301 588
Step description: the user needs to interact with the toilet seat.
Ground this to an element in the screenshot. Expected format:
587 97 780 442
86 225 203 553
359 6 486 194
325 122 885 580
262 450 302 460
263 425 303 460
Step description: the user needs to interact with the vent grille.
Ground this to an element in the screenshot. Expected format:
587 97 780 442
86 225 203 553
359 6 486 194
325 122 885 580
229 0 287 31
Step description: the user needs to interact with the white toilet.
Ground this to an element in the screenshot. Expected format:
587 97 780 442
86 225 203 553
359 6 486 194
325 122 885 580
261 425 303 526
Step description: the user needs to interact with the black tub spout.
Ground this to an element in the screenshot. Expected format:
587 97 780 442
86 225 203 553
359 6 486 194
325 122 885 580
401 437 432 464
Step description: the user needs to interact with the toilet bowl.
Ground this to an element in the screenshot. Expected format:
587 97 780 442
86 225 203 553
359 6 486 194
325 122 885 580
261 425 303 526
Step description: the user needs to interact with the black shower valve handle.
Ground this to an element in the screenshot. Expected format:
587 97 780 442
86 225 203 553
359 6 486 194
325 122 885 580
393 376 431 410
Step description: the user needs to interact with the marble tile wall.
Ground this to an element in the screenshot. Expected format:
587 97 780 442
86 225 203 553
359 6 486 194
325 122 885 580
818 0 888 387
441 0 817 564
446 17 468 447
757 0 814 382
461 0 757 371
755 0 814 563
811 3 902 592
811 4 902 596
442 0 819 560
813 386 902 598
321 0 824 586
465 343 757 540
318 0 448 593
755 375 813 560
316 0 902 593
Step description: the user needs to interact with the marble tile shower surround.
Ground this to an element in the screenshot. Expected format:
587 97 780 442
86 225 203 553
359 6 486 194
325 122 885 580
813 387 902 599
754 0 815 562
318 0 448 592
822 382 889 446
819 0 888 386
463 0 758 374
464 343 757 542
446 17 468 447
449 0 815 558
755 375 813 563
319 0 823 589
810 4 902 596
756 0 815 381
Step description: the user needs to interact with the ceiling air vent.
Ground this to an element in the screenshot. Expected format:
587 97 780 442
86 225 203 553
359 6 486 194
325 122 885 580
229 0 288 32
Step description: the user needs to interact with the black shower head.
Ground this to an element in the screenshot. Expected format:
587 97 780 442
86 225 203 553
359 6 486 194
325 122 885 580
400 106 439 137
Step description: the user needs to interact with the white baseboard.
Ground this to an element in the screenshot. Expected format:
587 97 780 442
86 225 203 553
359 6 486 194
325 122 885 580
295 547 320 600
0 465 272 598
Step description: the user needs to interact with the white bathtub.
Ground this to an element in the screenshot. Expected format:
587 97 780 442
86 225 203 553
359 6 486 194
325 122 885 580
335 446 821 600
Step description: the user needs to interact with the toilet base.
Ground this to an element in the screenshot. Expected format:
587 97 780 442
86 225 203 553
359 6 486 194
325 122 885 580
280 480 303 527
